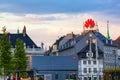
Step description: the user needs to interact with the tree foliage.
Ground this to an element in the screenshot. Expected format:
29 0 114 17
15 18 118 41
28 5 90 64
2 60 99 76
0 31 12 74
0 27 27 76
13 38 27 70
103 68 120 80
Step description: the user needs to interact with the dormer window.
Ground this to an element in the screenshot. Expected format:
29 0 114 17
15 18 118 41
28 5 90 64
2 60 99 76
53 44 57 50
64 44 66 48
66 43 68 48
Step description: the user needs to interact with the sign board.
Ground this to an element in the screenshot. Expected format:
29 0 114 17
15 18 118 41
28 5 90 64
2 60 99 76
44 74 52 80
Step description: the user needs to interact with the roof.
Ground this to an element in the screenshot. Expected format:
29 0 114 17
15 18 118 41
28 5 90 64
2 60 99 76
93 31 118 47
32 56 78 70
113 36 120 48
0 33 39 48
76 31 118 47
75 35 83 43
78 43 103 59
50 30 118 56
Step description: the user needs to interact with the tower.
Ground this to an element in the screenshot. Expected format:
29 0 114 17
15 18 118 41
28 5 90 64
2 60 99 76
17 28 20 34
22 25 26 36
106 21 110 39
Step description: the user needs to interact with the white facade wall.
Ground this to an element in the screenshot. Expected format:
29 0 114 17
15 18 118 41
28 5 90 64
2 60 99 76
78 58 103 80
11 47 45 56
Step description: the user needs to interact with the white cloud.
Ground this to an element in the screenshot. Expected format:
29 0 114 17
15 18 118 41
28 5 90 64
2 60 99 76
0 12 119 47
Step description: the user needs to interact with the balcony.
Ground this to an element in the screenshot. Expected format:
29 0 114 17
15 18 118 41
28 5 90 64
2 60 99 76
11 47 45 55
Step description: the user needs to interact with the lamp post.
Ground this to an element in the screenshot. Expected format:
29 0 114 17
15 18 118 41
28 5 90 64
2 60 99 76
114 50 117 80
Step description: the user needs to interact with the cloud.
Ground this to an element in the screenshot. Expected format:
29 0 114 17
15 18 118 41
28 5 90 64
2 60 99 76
0 12 119 47
0 0 119 48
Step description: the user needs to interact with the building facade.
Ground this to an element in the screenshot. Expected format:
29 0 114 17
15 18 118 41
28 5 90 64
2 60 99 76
49 20 119 80
117 49 120 67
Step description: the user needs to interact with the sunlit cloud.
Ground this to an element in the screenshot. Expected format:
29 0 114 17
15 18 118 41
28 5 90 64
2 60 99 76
0 0 119 48
0 12 119 48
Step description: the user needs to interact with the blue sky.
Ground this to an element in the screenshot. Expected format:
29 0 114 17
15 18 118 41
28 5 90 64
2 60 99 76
0 0 120 48
0 0 119 14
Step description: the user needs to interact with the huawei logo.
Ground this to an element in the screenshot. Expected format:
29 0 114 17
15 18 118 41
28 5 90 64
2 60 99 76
84 19 95 29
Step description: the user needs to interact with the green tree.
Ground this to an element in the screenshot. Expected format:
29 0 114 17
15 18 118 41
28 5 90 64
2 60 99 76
13 38 27 71
103 68 120 80
0 27 12 75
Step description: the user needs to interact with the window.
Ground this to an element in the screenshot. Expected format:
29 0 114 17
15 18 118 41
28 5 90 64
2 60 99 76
66 74 69 79
93 68 97 73
88 68 91 73
88 60 91 64
99 60 103 64
94 77 97 80
84 68 87 73
83 60 86 65
55 73 58 79
99 68 102 72
93 61 96 64
84 77 87 80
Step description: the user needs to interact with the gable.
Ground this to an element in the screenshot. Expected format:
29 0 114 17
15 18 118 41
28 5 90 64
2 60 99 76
0 33 39 48
77 43 103 59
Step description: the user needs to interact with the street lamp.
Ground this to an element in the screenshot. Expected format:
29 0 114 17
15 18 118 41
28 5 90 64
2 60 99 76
114 50 117 80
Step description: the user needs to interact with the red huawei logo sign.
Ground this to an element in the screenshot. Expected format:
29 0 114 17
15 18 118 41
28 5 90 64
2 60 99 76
84 19 95 28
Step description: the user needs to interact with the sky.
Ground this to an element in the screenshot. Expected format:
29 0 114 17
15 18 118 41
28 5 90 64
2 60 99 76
0 0 120 48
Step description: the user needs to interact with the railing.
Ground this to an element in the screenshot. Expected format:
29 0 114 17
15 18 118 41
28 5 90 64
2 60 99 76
11 48 45 55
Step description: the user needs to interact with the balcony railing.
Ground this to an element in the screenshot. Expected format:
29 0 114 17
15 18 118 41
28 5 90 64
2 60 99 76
11 47 45 55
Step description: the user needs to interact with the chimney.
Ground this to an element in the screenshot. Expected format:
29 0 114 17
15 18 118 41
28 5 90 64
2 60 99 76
22 25 26 36
17 28 20 34
67 32 74 39
41 42 44 49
